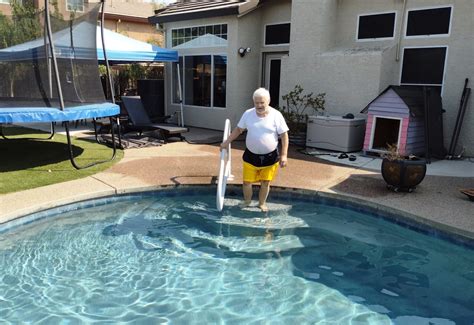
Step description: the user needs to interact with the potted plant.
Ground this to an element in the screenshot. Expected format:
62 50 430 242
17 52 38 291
276 85 325 146
381 143 427 192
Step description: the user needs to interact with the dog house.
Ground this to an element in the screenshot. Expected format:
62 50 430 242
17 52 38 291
361 86 430 156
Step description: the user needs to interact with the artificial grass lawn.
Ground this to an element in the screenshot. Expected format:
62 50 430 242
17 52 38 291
0 126 123 194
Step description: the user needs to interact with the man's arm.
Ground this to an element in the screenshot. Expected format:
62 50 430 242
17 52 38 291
279 132 288 167
220 127 245 150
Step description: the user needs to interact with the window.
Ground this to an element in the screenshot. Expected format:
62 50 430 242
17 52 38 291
171 24 227 48
185 56 211 107
173 55 227 108
0 0 10 4
406 7 451 37
67 0 84 12
401 47 447 85
213 55 227 108
265 23 290 45
357 12 396 40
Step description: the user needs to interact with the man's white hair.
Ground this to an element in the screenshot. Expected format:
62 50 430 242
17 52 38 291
253 87 271 102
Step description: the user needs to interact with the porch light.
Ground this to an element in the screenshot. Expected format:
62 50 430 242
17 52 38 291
238 47 251 57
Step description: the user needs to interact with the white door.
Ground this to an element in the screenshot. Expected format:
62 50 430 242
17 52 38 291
263 53 287 108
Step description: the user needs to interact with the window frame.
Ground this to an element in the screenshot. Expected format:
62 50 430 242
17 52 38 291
404 5 453 39
172 53 227 109
66 0 84 12
170 23 228 48
263 22 291 47
399 45 448 89
356 11 397 42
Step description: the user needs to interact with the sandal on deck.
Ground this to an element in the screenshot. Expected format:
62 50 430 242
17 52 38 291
460 189 474 201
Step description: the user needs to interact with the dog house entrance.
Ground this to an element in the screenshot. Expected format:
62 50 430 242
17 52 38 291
371 117 400 151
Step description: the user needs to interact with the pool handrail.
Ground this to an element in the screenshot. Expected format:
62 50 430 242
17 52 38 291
216 119 232 211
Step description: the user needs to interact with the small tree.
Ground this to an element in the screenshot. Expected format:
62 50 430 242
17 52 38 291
0 0 42 96
277 85 325 133
10 0 42 45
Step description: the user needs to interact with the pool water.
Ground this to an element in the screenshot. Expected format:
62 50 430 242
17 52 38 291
0 189 473 324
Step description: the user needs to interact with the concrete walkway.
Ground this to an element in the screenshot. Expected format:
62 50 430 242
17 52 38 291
1 128 473 241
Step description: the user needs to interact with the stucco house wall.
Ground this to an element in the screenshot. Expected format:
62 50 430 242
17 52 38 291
155 0 473 155
163 1 291 130
282 0 474 155
259 0 291 57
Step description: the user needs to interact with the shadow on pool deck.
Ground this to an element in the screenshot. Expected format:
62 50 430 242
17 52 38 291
0 127 473 240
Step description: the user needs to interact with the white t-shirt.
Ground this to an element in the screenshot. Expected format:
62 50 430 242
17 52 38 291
237 107 289 154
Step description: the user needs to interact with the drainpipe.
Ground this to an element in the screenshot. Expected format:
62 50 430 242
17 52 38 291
396 0 407 61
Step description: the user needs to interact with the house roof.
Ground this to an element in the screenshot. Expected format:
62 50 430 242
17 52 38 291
148 0 262 24
361 85 426 117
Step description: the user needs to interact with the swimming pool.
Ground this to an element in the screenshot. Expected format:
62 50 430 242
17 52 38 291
0 186 473 324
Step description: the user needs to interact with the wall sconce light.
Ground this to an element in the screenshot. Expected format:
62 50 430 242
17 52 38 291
238 47 251 57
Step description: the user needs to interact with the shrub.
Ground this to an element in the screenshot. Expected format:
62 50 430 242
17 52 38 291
276 85 325 133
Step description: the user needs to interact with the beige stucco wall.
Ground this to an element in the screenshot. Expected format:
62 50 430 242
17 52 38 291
103 20 161 45
282 0 474 156
0 3 13 16
162 1 291 131
91 0 162 45
259 0 291 57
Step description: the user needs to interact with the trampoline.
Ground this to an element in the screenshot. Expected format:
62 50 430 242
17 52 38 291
0 0 176 168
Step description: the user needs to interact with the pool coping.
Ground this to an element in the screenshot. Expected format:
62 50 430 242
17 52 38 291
1 184 473 248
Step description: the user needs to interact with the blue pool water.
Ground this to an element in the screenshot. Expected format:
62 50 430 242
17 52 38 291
0 188 473 324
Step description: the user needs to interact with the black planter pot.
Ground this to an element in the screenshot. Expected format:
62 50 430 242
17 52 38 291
288 122 307 147
289 131 306 147
381 158 427 192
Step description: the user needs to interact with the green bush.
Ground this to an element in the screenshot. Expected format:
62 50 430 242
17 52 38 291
277 85 325 133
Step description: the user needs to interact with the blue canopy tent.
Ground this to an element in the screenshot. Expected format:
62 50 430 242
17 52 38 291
0 0 177 168
97 27 178 63
0 24 178 65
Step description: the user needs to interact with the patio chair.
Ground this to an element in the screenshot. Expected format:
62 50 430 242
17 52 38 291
121 96 188 141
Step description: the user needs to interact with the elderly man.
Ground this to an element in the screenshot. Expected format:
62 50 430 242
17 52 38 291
220 88 289 212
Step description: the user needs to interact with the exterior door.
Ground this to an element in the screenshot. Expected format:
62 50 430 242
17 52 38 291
264 53 286 108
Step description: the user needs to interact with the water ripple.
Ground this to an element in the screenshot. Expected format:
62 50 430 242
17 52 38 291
0 193 472 324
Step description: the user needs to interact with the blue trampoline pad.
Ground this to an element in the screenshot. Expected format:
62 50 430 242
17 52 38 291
0 102 119 124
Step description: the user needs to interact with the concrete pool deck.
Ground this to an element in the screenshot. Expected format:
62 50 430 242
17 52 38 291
1 127 473 241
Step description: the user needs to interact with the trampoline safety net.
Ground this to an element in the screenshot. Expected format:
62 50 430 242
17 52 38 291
0 3 118 123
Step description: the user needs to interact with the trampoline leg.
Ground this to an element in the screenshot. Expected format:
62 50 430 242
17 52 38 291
93 117 122 149
93 118 100 144
116 117 122 149
0 124 5 139
64 118 117 170
0 122 55 140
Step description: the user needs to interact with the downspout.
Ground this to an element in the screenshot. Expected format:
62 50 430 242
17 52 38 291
396 0 407 61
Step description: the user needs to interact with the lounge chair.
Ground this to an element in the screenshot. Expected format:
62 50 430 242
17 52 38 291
121 96 188 141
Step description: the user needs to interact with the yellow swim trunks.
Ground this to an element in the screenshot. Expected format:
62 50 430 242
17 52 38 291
243 161 279 183
242 148 280 183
